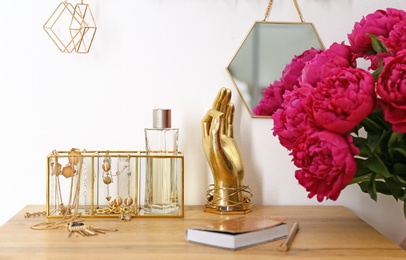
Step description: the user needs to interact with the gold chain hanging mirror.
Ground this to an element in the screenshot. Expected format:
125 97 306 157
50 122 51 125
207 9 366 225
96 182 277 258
44 0 97 54
226 0 324 118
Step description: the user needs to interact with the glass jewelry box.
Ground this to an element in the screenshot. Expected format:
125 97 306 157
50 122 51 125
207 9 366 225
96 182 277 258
46 149 184 219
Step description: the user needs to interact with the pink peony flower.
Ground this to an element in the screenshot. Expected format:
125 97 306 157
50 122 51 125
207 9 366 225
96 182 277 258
272 85 318 150
384 8 406 33
306 67 376 134
377 53 406 132
348 8 406 57
292 130 358 202
253 80 285 116
264 7 406 214
381 20 406 56
301 42 353 87
254 48 320 116
281 48 321 90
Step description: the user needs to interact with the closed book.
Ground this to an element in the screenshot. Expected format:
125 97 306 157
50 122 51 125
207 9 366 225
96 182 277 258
185 215 287 250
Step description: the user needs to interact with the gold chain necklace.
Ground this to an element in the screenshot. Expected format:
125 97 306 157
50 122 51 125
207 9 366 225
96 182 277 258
30 149 84 230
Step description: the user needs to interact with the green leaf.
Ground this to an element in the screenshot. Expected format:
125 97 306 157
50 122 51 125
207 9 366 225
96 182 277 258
362 107 391 132
350 174 371 184
372 65 383 81
358 179 394 198
394 163 406 176
352 136 367 147
375 181 395 196
371 57 384 81
358 181 369 193
375 181 392 195
392 147 406 158
361 116 384 134
366 132 387 153
352 137 371 157
388 132 404 148
368 34 388 53
385 177 405 199
355 158 374 176
391 175 406 186
368 173 377 201
365 154 391 178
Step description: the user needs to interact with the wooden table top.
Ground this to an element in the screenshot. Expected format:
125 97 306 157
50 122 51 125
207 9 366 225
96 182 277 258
0 205 405 259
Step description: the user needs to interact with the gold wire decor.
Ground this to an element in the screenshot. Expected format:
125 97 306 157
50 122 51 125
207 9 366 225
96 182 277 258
71 2 97 53
205 184 253 215
43 1 97 53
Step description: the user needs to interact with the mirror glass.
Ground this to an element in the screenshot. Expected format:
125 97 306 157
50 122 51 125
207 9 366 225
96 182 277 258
226 21 324 118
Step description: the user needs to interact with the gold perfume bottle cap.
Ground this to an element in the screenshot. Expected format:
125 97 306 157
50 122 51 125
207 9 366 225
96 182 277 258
153 109 171 129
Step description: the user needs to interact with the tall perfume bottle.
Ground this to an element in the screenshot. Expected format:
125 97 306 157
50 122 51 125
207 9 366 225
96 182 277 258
144 109 179 214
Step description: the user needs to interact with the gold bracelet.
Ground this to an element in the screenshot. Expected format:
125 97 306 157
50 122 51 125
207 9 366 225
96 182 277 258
24 211 46 218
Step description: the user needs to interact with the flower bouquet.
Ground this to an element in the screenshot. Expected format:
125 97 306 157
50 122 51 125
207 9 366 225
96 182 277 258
254 8 406 217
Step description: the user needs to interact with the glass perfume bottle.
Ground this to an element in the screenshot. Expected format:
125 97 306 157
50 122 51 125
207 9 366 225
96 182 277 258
144 109 179 214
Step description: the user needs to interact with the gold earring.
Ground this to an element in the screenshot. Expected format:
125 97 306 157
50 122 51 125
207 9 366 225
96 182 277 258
124 155 133 206
112 157 123 207
102 152 112 201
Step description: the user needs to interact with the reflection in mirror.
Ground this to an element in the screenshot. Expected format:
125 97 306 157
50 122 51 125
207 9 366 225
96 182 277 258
226 21 324 118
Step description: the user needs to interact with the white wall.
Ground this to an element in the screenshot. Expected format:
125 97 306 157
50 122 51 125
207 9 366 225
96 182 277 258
1 0 406 246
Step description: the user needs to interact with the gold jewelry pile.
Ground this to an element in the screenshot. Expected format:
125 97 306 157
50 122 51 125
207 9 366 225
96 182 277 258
30 149 119 238
68 222 118 238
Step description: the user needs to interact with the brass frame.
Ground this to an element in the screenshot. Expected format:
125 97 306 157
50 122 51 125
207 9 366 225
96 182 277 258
43 1 97 53
70 3 97 53
225 21 324 118
44 2 81 53
46 150 185 219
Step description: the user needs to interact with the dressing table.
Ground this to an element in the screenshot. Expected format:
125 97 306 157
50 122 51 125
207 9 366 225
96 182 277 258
0 205 405 259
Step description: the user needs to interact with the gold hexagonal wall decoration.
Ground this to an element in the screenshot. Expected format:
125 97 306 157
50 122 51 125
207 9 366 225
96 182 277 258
226 21 324 118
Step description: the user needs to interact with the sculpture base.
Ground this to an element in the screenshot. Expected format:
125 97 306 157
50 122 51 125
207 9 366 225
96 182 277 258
204 184 253 215
204 204 252 215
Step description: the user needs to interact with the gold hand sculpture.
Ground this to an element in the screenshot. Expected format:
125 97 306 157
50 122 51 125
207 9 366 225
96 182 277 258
202 87 252 214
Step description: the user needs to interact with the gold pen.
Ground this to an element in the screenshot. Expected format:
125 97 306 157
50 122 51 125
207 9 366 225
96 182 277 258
279 222 300 252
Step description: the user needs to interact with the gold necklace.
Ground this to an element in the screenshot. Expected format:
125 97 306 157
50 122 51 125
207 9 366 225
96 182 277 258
31 149 83 230
29 149 119 236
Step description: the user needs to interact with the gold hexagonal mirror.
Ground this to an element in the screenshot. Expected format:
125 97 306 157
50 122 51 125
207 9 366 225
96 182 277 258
226 21 324 118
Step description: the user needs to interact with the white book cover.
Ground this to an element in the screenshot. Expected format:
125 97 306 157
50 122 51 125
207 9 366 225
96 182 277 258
186 215 288 250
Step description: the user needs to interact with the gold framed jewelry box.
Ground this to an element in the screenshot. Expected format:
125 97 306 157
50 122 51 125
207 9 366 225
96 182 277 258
46 150 184 219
